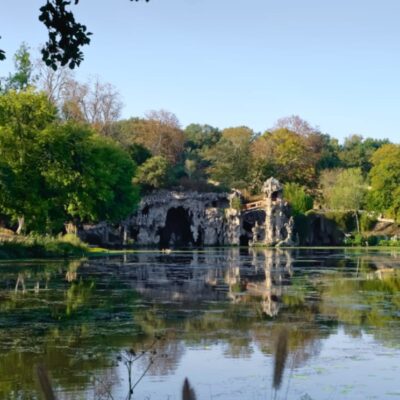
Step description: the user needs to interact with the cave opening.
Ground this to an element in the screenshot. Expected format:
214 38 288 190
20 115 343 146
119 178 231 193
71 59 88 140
241 210 266 246
159 207 194 248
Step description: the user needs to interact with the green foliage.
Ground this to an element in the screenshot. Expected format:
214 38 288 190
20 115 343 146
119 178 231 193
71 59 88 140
283 183 313 216
0 43 35 92
366 235 379 246
353 233 364 246
250 128 321 191
39 123 140 225
367 144 400 221
320 168 367 213
134 156 172 190
184 123 221 152
39 0 92 69
0 90 58 231
127 143 152 166
230 196 242 211
204 126 253 189
0 90 139 233
343 234 400 247
316 134 341 170
0 89 57 132
338 135 390 174
377 238 400 247
181 124 222 184
359 213 377 232
0 234 88 259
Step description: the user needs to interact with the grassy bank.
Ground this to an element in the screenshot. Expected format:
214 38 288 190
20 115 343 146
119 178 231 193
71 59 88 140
0 234 89 259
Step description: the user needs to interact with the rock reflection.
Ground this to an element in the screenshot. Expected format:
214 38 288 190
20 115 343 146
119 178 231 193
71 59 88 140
0 249 399 399
228 249 293 317
126 248 293 318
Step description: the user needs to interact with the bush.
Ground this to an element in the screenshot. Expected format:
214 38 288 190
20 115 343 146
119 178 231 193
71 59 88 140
344 233 365 246
283 183 313 216
0 234 88 259
134 156 172 191
230 196 242 211
377 238 400 247
360 213 377 232
366 235 378 246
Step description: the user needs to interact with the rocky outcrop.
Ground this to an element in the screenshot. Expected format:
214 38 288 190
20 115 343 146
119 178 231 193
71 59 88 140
246 178 296 247
125 190 241 247
298 212 345 246
79 178 300 248
79 178 347 248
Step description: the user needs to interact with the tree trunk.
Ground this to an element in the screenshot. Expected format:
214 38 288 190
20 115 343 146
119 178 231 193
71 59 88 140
16 216 25 235
355 211 360 233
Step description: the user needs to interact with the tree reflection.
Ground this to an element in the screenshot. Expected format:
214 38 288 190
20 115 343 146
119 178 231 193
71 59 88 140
0 249 399 398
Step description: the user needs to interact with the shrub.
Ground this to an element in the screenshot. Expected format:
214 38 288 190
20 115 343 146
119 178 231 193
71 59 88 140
283 183 313 216
360 213 377 232
352 233 364 246
230 197 242 211
0 234 88 259
377 238 400 247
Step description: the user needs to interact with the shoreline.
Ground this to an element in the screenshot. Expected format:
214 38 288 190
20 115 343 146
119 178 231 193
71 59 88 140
1 244 400 263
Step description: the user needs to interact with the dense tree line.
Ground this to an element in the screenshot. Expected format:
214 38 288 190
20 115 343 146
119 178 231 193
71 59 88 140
0 44 399 235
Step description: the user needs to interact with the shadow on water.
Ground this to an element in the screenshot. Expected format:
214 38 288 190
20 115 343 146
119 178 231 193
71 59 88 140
0 248 399 398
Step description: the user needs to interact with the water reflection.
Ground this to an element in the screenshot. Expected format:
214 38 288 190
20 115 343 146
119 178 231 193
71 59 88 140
0 249 399 399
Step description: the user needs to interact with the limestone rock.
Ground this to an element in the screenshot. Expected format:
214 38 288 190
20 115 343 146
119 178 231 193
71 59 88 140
126 190 240 247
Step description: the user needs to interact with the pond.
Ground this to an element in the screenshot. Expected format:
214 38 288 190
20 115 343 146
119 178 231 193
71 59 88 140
0 248 400 399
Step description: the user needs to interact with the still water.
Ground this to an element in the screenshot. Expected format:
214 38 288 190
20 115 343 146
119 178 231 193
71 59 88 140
0 248 400 399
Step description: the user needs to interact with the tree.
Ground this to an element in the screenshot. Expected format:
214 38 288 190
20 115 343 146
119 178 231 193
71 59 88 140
108 117 142 147
127 143 152 166
367 144 400 221
184 124 221 153
338 135 390 174
272 115 318 137
128 110 185 164
251 128 319 190
0 90 57 232
61 76 123 135
0 43 36 93
314 134 341 171
283 183 313 216
36 122 139 228
134 156 172 190
320 168 367 232
60 131 139 224
204 126 253 189
183 123 221 181
36 58 74 104
0 90 139 233
1 0 149 69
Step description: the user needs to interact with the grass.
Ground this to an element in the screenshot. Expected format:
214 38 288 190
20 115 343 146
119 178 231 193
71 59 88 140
0 233 89 259
1 235 400 261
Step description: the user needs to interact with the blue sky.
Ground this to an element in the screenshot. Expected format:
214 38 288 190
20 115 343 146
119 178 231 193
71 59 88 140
1 0 399 142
